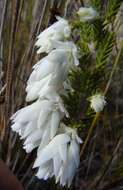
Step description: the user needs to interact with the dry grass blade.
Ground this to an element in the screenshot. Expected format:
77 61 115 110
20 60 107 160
91 137 122 190
0 0 8 45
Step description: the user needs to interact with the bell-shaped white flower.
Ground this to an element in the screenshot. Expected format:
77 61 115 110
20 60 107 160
77 7 98 22
26 73 54 102
33 125 82 187
26 59 67 103
90 94 106 112
26 42 79 102
11 98 68 153
27 58 55 85
35 17 71 54
55 126 82 187
48 40 79 66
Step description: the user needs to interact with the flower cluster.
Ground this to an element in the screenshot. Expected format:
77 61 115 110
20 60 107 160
11 7 101 187
11 17 82 187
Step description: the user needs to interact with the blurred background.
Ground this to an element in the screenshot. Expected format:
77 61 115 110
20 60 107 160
0 0 123 190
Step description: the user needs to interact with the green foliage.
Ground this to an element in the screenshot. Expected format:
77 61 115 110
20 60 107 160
106 0 123 22
90 0 101 11
65 1 123 150
96 32 115 68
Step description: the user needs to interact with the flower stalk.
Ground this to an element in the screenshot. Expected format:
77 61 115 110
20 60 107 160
80 46 123 158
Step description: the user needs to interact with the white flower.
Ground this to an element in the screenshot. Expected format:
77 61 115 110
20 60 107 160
77 7 98 22
33 126 82 187
27 58 54 85
11 99 68 153
26 73 54 102
35 17 71 54
48 40 79 66
26 42 79 102
90 94 106 112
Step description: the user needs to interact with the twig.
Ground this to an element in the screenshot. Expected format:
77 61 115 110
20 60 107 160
80 112 100 157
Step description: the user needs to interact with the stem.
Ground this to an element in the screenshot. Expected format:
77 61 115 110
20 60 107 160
80 47 122 158
80 112 100 157
104 47 122 95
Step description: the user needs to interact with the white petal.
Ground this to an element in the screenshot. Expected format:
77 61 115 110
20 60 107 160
66 143 79 187
36 166 49 179
26 74 52 102
46 134 70 149
27 59 55 84
37 109 51 129
75 134 83 144
33 148 56 168
20 121 36 139
33 134 70 168
11 123 21 132
38 83 53 99
58 144 67 163
23 140 40 153
18 126 26 137
70 140 80 167
37 127 50 154
23 143 35 153
53 154 62 177
36 160 53 179
24 130 42 144
12 101 42 123
35 18 70 53
50 111 61 139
